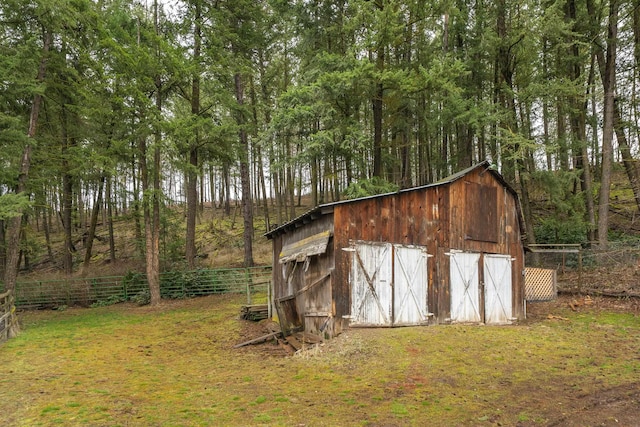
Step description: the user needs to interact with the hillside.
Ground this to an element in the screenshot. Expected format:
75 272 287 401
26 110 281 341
14 199 313 282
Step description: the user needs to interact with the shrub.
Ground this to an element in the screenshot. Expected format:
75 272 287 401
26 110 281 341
131 290 150 306
91 295 125 308
122 271 147 298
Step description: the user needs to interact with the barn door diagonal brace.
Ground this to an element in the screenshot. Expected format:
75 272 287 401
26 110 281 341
354 247 390 324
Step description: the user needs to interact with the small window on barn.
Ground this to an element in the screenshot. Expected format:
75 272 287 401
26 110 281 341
465 182 498 242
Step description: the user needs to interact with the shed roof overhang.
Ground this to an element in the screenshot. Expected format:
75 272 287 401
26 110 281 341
279 230 332 264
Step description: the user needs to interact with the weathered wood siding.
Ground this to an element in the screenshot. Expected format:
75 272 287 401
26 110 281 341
333 186 451 324
333 167 524 326
271 215 335 336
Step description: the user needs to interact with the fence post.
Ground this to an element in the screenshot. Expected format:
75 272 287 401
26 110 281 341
578 249 583 293
67 280 71 306
245 268 252 305
0 290 19 343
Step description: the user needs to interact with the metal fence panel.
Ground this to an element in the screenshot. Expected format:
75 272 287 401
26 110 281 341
4 266 272 308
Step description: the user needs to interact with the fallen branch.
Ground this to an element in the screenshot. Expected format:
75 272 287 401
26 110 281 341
559 290 640 299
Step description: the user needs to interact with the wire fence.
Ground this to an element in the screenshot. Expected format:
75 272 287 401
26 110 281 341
525 244 640 294
3 266 272 309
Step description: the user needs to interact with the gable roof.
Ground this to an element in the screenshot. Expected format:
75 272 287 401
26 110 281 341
265 161 521 239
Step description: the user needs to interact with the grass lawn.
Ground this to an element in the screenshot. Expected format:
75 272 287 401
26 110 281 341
1 294 639 426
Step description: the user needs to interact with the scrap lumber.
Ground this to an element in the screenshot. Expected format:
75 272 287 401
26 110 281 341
286 334 303 351
239 304 269 321
277 337 297 355
282 331 324 352
233 331 281 348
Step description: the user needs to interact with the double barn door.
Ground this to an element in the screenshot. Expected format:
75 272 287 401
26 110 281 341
350 242 429 326
449 251 513 324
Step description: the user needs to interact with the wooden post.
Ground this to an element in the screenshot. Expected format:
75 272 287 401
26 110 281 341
0 290 19 343
578 249 583 293
267 278 272 320
245 268 252 305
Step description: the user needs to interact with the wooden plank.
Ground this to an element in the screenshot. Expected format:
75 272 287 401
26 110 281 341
300 331 323 344
233 331 281 348
276 294 295 303
285 334 303 351
293 270 333 297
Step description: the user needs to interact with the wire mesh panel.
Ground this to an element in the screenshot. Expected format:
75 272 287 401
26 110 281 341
525 267 557 301
8 266 272 308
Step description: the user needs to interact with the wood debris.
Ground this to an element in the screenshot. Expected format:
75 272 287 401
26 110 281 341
277 331 324 354
547 314 569 321
239 304 269 321
569 296 593 311
233 319 324 355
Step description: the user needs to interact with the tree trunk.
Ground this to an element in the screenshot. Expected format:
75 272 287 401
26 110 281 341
61 105 75 275
372 48 384 178
131 154 143 254
0 219 5 279
41 203 53 264
106 175 116 263
144 0 162 305
235 72 255 267
597 0 619 249
82 175 105 272
185 0 202 269
567 0 596 243
3 30 51 291
596 52 640 214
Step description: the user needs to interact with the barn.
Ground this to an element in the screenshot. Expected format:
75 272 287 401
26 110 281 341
265 161 526 339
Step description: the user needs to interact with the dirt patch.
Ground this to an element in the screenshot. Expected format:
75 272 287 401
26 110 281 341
526 294 640 320
542 383 640 427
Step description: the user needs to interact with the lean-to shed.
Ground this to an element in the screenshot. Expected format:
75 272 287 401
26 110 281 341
265 161 526 338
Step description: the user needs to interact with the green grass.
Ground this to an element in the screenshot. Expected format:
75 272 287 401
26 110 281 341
0 294 638 426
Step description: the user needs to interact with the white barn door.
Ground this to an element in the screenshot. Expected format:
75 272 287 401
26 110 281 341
393 245 429 325
351 242 393 326
484 254 513 324
350 242 428 326
449 251 482 323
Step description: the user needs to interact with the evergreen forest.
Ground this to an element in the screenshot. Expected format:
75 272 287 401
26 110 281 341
1 0 639 303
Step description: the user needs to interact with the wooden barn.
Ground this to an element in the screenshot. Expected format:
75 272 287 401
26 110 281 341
265 161 526 339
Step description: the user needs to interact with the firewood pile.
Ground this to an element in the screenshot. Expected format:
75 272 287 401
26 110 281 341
239 304 269 321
